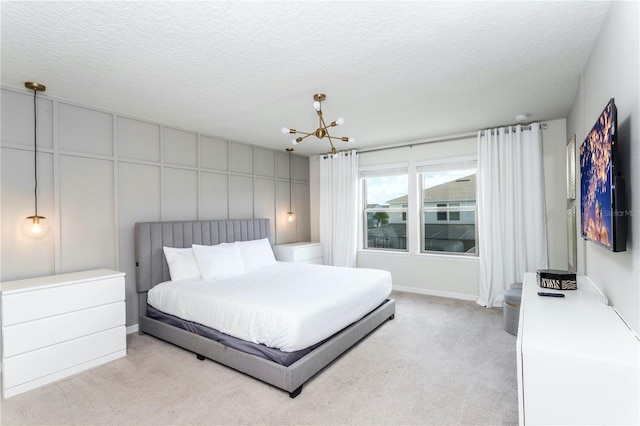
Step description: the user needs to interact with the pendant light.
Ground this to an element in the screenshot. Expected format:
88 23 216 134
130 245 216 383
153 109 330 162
286 148 295 222
21 81 49 238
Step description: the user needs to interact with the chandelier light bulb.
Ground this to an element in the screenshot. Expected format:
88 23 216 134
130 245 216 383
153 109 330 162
348 138 355 143
336 117 344 126
281 127 290 134
313 101 321 111
292 139 298 145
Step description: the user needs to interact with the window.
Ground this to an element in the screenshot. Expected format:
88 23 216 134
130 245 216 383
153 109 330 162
449 203 461 221
436 202 461 221
360 165 408 251
418 158 477 255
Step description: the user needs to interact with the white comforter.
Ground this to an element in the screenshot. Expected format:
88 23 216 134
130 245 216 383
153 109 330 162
147 262 392 352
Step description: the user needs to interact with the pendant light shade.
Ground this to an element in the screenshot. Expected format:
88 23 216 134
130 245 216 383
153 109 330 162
286 148 295 222
22 81 49 238
21 215 49 237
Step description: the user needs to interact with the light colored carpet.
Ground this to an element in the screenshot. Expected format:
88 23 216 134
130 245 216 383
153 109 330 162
1 291 518 425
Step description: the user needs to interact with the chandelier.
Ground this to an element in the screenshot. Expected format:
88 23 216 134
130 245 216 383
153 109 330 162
281 93 354 154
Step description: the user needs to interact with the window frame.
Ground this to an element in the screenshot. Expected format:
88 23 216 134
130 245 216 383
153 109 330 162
360 164 409 252
418 157 478 257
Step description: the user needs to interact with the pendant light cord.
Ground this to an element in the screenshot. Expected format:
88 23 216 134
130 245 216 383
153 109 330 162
32 88 39 217
289 151 293 212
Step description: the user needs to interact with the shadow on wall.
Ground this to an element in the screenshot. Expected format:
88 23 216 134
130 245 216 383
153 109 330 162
616 115 633 247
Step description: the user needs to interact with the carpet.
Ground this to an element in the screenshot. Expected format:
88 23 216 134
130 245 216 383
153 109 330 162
0 290 518 425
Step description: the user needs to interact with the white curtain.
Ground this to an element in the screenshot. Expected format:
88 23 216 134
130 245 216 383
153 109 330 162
477 125 548 307
319 150 358 267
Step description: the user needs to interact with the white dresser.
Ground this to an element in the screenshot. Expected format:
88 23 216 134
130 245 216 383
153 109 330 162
1 269 127 398
517 272 639 425
273 242 323 264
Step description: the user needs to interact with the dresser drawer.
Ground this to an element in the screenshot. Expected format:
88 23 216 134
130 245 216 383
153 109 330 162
273 243 322 262
3 326 126 390
2 276 124 326
3 301 125 357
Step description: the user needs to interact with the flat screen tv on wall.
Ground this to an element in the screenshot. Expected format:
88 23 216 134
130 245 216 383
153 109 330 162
579 98 627 252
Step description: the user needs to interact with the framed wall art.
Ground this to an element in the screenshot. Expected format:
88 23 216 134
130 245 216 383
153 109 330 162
568 206 577 272
566 134 576 200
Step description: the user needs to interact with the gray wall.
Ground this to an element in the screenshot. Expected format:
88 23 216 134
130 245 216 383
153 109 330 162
567 1 639 334
0 87 310 327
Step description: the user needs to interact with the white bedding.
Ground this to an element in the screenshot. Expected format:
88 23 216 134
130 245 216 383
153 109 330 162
147 262 392 352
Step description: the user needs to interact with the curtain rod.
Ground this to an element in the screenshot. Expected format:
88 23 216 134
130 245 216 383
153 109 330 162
478 122 548 137
357 122 547 155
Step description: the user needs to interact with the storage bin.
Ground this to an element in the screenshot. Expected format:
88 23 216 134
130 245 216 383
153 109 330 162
503 284 522 336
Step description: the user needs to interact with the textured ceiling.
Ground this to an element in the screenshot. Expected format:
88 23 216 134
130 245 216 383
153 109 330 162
1 1 610 156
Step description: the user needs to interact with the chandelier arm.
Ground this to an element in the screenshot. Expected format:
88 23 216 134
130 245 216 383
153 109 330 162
320 123 337 153
297 133 315 142
318 114 332 136
320 115 340 140
326 135 351 142
293 130 314 136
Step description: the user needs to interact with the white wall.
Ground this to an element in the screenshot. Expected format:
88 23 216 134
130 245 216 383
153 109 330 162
0 87 310 327
567 1 639 334
542 120 569 270
309 119 569 300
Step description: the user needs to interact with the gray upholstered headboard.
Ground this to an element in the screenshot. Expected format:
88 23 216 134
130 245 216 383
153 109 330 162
135 219 270 293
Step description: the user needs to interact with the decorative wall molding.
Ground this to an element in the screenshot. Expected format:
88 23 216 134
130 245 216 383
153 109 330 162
1 86 310 326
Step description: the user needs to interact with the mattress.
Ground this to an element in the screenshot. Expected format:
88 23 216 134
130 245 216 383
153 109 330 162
147 262 392 352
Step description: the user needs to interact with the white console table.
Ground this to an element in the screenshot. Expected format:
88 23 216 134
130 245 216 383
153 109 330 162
1 269 127 398
517 273 639 425
273 242 323 264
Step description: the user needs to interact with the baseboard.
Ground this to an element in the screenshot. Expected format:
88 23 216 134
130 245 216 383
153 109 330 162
392 285 478 302
126 324 139 335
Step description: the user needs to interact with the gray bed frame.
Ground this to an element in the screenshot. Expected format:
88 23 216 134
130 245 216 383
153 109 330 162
135 219 396 398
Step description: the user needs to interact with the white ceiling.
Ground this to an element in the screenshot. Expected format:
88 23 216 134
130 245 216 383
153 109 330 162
1 1 610 156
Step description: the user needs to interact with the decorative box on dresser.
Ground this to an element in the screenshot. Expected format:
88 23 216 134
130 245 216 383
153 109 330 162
1 269 126 398
516 272 639 425
273 242 323 264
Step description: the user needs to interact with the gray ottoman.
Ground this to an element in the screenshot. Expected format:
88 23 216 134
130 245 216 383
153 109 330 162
503 283 522 336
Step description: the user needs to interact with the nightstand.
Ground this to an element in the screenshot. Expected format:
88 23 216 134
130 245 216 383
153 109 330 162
273 242 323 264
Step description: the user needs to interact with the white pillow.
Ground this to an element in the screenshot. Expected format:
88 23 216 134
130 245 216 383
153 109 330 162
192 243 246 279
236 238 277 271
163 247 201 281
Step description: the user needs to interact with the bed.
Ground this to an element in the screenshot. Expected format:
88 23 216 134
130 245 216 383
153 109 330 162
135 219 396 398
